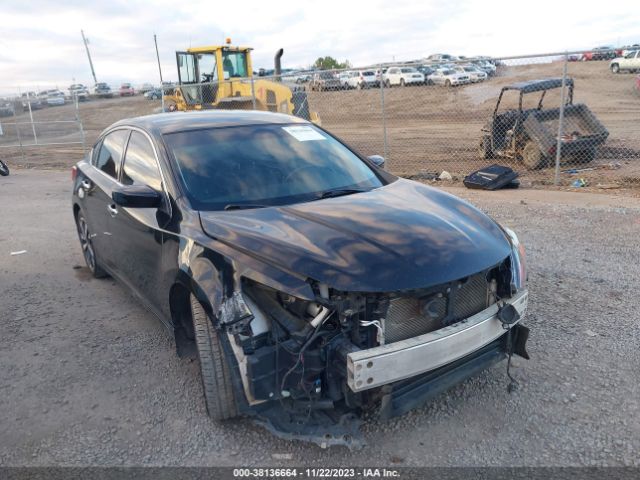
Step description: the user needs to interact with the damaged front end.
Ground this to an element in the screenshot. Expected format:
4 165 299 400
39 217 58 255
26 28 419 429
214 248 529 449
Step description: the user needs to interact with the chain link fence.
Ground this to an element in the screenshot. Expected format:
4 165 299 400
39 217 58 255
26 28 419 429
0 84 165 169
2 48 638 188
279 50 639 188
149 48 640 188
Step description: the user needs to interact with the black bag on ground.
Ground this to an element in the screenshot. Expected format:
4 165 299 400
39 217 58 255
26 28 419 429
463 164 519 190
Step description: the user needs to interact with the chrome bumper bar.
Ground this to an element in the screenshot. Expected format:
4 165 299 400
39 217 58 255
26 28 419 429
347 289 528 392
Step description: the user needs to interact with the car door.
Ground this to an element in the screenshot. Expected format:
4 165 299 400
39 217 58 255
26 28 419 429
109 129 170 312
81 129 130 269
390 68 400 85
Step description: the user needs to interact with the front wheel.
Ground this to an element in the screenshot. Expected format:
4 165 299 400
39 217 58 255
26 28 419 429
611 63 620 74
75 211 107 278
0 159 9 176
479 136 493 159
445 80 452 87
521 141 545 169
191 295 238 420
400 78 405 87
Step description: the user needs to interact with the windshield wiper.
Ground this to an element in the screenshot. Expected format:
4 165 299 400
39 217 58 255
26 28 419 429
223 203 269 211
316 188 370 200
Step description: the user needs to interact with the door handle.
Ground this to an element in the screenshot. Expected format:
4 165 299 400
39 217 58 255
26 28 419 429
107 204 118 217
81 180 91 190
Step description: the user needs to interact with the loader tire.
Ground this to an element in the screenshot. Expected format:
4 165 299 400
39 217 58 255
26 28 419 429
190 294 238 420
521 141 545 170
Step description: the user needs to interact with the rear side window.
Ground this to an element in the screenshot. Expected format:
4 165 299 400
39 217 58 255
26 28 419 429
122 131 162 191
95 129 129 179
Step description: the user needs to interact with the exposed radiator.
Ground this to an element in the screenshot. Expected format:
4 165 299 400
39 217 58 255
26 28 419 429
384 271 491 344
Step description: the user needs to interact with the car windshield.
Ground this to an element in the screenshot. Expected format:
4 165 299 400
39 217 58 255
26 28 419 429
442 70 455 75
362 71 375 76
400 68 416 73
165 123 385 210
319 72 335 79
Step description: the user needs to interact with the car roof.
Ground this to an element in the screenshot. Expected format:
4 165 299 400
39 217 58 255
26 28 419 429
109 110 309 136
502 77 574 93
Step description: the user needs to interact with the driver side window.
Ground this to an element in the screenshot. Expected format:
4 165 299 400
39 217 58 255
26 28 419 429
121 131 163 192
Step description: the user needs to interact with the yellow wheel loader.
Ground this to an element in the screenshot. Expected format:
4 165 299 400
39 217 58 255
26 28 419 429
164 41 318 122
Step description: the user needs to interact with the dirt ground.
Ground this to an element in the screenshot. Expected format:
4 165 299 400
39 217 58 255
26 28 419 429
1 61 638 190
1 169 639 467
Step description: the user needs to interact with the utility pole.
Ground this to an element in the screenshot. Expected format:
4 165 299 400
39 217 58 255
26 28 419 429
154 34 163 84
81 30 98 85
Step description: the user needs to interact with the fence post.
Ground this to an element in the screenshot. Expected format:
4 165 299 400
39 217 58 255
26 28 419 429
15 119 25 164
26 91 37 145
74 95 86 155
379 64 389 163
554 53 568 186
250 75 257 110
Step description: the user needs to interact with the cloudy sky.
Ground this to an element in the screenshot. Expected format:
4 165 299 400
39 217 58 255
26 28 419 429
0 0 637 89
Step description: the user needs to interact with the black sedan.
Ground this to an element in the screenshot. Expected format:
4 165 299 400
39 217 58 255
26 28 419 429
71 111 529 448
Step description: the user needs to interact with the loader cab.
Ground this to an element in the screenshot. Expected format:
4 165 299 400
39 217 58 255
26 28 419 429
176 46 252 84
175 45 253 106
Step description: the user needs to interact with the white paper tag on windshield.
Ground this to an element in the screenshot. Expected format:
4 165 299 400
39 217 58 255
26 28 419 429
282 126 326 141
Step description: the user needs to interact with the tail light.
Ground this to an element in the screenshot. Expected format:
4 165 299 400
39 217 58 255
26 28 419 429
71 165 78 181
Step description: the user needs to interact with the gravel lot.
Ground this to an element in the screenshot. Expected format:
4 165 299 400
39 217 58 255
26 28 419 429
1 169 639 467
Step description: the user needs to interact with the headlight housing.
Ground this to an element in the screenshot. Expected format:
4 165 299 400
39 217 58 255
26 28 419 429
503 227 526 291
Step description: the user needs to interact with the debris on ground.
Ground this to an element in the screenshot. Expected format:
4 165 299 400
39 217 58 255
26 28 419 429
439 170 453 181
571 178 587 188
10 250 27 256
596 183 621 190
463 164 519 190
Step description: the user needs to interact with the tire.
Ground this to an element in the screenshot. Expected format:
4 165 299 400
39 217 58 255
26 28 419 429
573 147 597 164
190 294 238 420
521 141 545 169
479 136 493 159
445 80 452 87
611 63 620 74
385 79 391 88
400 78 405 87
0 159 9 176
75 210 107 278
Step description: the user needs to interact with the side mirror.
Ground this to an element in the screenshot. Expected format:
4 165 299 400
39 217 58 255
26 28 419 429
368 155 386 169
112 185 162 208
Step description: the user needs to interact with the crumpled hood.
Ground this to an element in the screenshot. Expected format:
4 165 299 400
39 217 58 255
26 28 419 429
199 179 511 292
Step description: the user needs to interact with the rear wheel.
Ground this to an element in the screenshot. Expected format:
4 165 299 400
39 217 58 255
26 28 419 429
75 211 107 278
400 78 405 87
611 63 620 73
385 79 391 88
190 295 238 420
521 141 545 169
572 147 597 164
